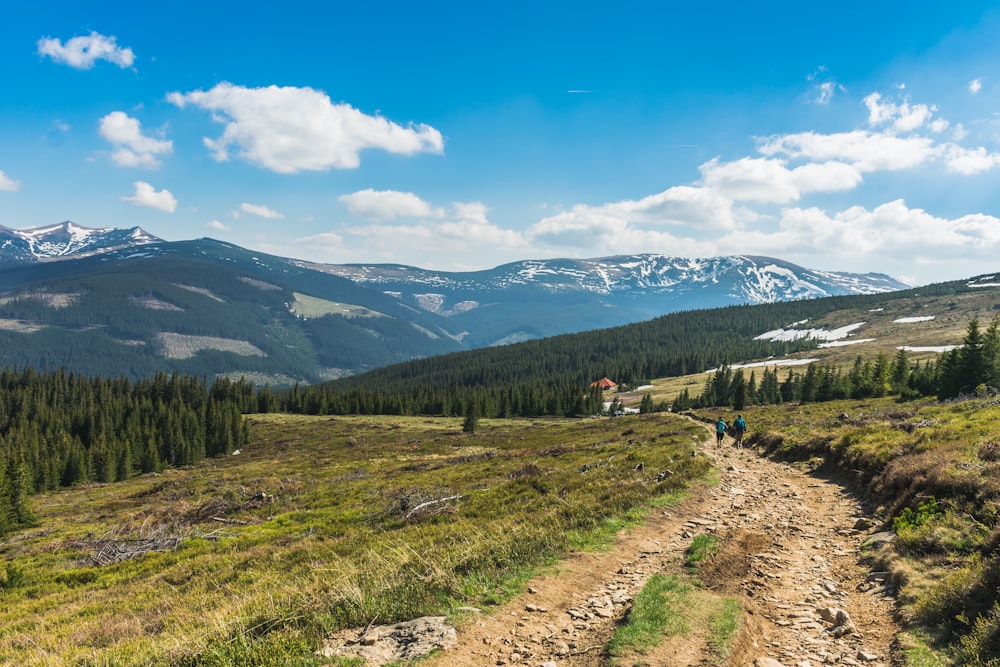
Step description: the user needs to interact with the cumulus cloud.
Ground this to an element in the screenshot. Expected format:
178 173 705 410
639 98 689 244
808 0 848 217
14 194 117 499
37 31 134 69
864 92 937 132
699 157 861 203
721 200 1000 265
338 200 527 267
168 83 444 173
99 111 172 168
942 145 1000 175
339 189 443 221
0 170 21 192
759 130 936 172
969 78 983 94
120 181 177 213
239 202 284 219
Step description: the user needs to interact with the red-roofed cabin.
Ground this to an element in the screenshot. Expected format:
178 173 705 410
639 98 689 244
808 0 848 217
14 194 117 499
590 377 617 390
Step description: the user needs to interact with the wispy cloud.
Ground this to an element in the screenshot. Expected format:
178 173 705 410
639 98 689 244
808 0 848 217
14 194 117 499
0 170 21 192
239 202 284 219
99 111 172 168
206 220 231 232
37 31 134 70
969 78 983 94
120 181 176 213
168 83 444 173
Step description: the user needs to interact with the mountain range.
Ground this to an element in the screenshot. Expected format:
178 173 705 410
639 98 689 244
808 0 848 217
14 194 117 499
0 222 911 384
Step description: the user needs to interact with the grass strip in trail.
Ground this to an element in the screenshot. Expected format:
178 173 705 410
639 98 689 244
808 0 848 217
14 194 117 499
607 570 742 665
0 412 709 666
608 574 692 658
695 396 1000 666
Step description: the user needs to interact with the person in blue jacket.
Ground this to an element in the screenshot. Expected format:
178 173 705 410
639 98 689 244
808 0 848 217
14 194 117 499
732 414 747 448
716 417 728 445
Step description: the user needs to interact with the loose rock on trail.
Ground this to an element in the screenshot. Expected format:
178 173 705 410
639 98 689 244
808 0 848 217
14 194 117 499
424 421 900 667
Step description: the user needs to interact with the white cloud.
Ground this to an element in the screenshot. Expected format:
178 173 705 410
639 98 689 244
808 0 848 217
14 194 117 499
99 111 172 168
336 202 527 268
532 184 747 244
37 31 134 69
120 181 177 213
240 202 284 219
168 82 444 173
699 157 861 203
339 189 443 221
814 82 836 105
725 199 1000 263
759 130 936 172
969 78 983 95
0 170 21 192
864 92 936 132
206 220 231 232
942 145 1000 175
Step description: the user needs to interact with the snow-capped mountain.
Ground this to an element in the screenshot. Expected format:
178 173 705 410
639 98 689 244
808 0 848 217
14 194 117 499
316 254 907 308
0 221 161 265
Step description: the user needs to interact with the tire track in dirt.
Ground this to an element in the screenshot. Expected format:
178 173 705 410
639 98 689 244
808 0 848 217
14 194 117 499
427 420 901 667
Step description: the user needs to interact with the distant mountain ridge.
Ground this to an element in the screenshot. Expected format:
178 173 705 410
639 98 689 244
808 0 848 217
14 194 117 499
0 222 913 382
318 254 906 302
0 221 160 265
309 255 909 346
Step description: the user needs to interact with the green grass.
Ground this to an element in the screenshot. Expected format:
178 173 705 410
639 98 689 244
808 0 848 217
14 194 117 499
606 571 741 666
0 412 710 666
707 598 742 663
685 534 721 570
607 574 693 658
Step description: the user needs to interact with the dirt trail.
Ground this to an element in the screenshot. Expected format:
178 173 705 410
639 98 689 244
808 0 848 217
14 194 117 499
428 422 900 667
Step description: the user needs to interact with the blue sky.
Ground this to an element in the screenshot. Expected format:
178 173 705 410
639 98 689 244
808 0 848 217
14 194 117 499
3 1 1000 285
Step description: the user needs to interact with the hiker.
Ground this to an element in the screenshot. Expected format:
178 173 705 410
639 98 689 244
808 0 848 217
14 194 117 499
715 417 728 445
732 413 747 448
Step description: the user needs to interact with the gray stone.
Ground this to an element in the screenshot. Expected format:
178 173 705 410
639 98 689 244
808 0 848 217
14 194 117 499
755 659 787 667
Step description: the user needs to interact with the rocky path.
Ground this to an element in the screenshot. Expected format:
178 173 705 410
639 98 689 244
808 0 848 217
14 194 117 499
427 425 900 667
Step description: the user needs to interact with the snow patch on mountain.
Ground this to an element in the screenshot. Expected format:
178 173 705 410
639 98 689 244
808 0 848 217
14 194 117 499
756 322 867 343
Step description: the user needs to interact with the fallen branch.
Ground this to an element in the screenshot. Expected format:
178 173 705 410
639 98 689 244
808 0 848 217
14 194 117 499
211 516 249 525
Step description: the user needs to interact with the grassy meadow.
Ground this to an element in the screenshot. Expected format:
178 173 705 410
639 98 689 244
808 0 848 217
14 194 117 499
0 412 709 666
692 396 1000 666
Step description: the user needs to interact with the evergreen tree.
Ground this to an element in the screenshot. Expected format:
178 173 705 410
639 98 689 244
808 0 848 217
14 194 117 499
730 370 748 410
462 399 480 434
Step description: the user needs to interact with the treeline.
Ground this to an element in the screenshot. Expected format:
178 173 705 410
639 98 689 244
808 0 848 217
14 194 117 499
0 368 249 537
676 317 998 410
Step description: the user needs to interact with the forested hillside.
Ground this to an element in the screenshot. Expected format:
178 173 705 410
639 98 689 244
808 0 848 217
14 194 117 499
0 369 250 537
275 278 975 417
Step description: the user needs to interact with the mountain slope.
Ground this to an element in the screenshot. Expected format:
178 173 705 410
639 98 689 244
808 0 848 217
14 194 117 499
0 239 464 384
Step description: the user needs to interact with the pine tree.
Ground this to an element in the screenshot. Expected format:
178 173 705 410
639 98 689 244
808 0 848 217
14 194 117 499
462 399 480 434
